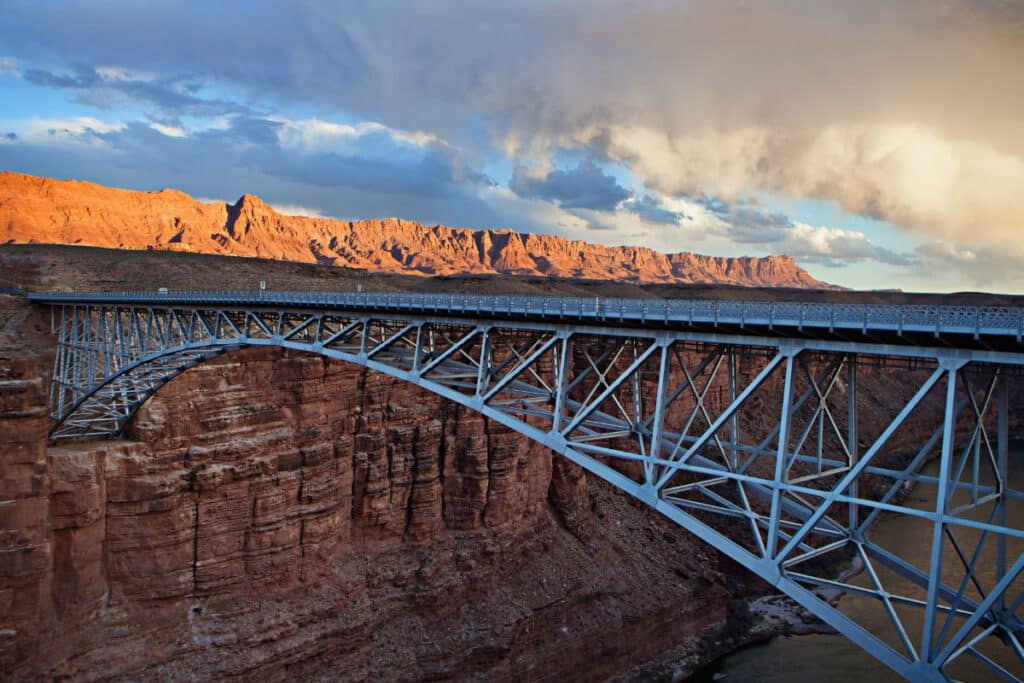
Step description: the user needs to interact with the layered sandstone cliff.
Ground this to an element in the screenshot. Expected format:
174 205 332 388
0 172 831 288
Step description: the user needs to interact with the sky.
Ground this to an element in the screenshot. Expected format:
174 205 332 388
0 1 1022 292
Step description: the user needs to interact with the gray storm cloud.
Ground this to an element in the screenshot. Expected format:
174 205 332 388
309 0 1024 248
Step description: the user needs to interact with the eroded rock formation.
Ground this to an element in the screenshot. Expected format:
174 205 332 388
0 172 831 288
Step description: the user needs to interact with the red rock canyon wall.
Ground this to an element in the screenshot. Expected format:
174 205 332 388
0 172 831 288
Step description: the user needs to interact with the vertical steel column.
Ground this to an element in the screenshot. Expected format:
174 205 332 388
551 335 572 433
52 304 67 415
99 305 110 378
922 363 961 662
996 366 1009 615
475 328 491 396
314 315 324 345
411 323 424 373
114 306 125 367
629 339 648 469
630 339 644 432
112 306 127 418
815 373 826 475
972 382 983 506
767 348 796 558
85 304 96 391
69 306 81 406
848 354 859 531
132 307 144 357
647 341 671 487
728 347 738 469
358 319 370 354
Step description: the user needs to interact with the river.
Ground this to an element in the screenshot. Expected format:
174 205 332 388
694 443 1024 682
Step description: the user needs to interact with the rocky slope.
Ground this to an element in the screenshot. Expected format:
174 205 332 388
0 172 831 288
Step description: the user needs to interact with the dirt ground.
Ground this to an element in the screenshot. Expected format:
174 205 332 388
3 243 1023 306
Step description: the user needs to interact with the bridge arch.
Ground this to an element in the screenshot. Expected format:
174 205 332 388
34 293 1024 682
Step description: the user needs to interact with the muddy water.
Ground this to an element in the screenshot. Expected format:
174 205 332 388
698 443 1024 682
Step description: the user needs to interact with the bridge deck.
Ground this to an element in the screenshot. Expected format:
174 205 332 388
27 289 1024 354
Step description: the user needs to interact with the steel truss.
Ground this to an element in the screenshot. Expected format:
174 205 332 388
39 298 1024 681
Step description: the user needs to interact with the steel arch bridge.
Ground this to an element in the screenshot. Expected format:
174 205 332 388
27 289 1024 682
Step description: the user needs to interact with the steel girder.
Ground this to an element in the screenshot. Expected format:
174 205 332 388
41 301 1024 681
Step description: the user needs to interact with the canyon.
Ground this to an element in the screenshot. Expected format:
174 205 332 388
0 180 1020 681
0 172 830 288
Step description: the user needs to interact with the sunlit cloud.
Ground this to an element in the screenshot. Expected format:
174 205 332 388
584 123 1024 252
8 116 125 147
94 65 156 82
274 118 440 155
268 202 331 218
149 122 186 138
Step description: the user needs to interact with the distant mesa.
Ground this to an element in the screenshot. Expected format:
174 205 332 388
0 171 834 289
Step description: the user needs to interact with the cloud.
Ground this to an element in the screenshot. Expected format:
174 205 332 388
585 123 1024 251
694 195 731 215
268 202 330 218
774 223 916 268
714 206 793 244
509 159 629 211
20 65 251 121
688 197 914 267
0 113 508 232
2 111 488 201
9 116 126 148
265 117 490 198
621 194 686 225
4 2 1020 240
916 240 978 265
94 65 156 82
275 118 439 154
260 1 1022 251
913 239 1024 288
149 122 186 138
1 1 1022 289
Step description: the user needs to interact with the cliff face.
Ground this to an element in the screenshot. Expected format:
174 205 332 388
1 344 735 681
0 172 831 288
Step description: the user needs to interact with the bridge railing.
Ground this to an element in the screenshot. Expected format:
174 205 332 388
27 289 1024 340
